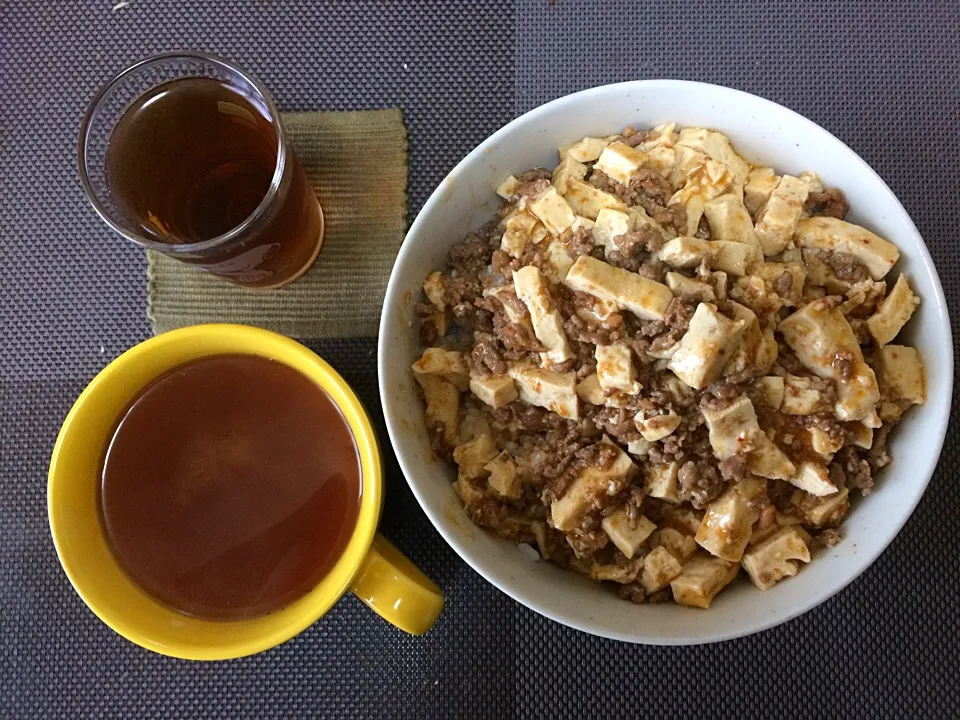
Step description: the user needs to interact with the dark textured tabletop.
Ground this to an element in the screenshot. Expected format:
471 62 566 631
3 1 959 718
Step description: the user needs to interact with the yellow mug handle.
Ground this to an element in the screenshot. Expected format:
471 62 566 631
350 534 444 634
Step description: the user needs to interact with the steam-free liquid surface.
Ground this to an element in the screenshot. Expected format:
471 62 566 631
105 77 323 287
99 354 361 619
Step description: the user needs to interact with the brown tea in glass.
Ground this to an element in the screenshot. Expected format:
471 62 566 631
79 52 324 289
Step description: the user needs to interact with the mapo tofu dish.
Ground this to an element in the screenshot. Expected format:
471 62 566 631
412 124 926 609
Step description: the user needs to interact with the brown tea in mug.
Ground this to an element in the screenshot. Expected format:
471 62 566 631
105 78 323 287
99 354 361 619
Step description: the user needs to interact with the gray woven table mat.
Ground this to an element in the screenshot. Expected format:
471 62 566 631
2 1 958 718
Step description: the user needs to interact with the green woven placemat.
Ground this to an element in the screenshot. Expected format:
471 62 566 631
147 108 407 339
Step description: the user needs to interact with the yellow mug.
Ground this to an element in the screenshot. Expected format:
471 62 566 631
48 324 444 660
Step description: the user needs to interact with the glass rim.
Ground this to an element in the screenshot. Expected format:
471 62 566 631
77 50 288 255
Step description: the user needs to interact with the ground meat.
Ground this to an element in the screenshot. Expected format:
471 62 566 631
677 460 725 509
516 178 551 198
471 331 507 375
643 297 694 353
606 226 664 271
832 350 857 381
637 260 667 283
866 424 892 471
774 270 794 299
563 312 625 346
718 455 748 482
567 528 609 559
448 229 496 277
591 406 642 443
619 126 651 147
565 225 595 260
498 321 543 354
618 583 647 604
820 250 869 284
811 528 843 550
834 446 874 495
589 168 685 235
517 168 552 182
805 188 849 220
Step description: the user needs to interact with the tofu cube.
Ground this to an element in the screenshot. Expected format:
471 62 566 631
780 375 825 415
590 560 644 584
744 167 781 215
635 411 681 442
875 344 926 406
747 433 796 480
563 178 627 220
798 487 850 527
670 145 709 188
666 272 717 303
866 275 920 346
417 375 460 450
469 372 518 409
551 442 637 531
670 554 740 609
453 477 486 507
707 240 761 276
508 365 579 420
638 122 678 151
663 506 705 535
787 461 838 497
653 527 699 562
641 546 684 593
602 510 656 559
741 526 811 591
644 461 681 503
564 255 673 322
485 451 521 499
501 211 541 258
544 238 576 281
495 175 520 199
757 376 785 409
412 347 470 391
703 193 762 248
695 484 756 562
795 216 900 280
596 342 641 394
669 160 734 236
778 299 880 422
645 145 676 178
575 373 606 406
551 156 587 195
658 236 709 268
798 170 824 194
808 426 844 458
453 433 498 481
757 260 806 302
594 141 650 185
560 136 615 162
675 127 750 195
592 207 631 248
513 266 572 365
754 175 809 256
528 186 576 236
668 303 747 389
423 271 446 310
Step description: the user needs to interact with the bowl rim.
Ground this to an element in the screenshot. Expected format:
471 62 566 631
378 79 953 644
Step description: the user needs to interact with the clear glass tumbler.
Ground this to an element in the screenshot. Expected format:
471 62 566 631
78 51 324 289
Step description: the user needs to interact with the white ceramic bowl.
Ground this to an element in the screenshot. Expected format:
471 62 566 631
378 80 952 644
